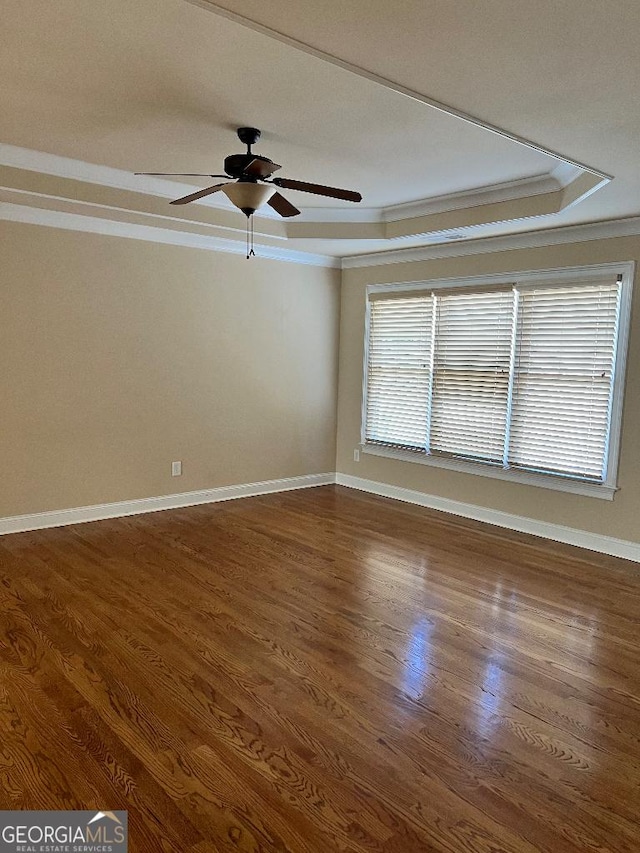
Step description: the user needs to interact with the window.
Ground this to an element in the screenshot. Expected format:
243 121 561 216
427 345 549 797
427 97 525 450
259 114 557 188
362 263 633 498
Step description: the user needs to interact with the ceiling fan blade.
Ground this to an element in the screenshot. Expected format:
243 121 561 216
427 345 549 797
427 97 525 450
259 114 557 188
273 177 361 202
244 158 282 179
169 183 227 205
267 192 300 218
135 172 228 177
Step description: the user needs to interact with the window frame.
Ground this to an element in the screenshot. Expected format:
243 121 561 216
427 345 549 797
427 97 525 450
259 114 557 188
360 262 635 500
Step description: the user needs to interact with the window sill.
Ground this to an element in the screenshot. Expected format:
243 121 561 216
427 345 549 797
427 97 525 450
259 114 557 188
361 443 617 500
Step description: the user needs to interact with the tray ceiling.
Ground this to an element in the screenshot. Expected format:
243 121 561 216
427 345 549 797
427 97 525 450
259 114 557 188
1 0 635 263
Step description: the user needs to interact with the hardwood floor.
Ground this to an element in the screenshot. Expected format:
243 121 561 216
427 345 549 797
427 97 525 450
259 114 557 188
0 485 639 852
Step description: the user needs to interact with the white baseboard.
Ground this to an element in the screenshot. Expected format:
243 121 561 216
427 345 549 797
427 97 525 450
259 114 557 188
0 473 335 536
3 471 638 563
335 473 640 563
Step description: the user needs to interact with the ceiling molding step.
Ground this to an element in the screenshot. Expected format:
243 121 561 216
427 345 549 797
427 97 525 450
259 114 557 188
551 162 584 187
561 171 611 210
184 0 612 181
341 217 640 269
382 173 562 222
381 172 607 241
0 142 281 219
287 186 565 239
293 171 575 225
384 192 562 241
286 221 386 240
0 184 287 241
1 145 609 239
289 172 609 240
292 207 383 224
0 202 338 268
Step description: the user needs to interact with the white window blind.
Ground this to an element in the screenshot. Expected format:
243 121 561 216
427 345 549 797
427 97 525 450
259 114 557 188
508 282 620 480
431 290 514 463
365 296 433 449
363 274 624 486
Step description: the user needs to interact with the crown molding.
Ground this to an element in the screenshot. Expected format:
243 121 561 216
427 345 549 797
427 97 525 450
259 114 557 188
0 201 339 268
4 196 639 274
341 216 640 269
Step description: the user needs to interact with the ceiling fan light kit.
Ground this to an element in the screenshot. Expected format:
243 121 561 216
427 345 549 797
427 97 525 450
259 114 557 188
222 181 275 217
136 127 362 258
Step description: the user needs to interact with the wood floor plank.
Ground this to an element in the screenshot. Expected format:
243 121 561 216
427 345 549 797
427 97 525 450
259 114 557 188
0 485 639 852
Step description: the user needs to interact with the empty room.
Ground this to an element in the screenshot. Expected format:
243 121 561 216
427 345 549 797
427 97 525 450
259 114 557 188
1 1 639 851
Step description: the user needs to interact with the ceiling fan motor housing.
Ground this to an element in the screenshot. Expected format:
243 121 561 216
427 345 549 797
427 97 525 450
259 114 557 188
224 153 275 179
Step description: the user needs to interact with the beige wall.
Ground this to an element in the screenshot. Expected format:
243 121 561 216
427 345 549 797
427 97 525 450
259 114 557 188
337 236 640 544
4 219 640 545
0 221 340 517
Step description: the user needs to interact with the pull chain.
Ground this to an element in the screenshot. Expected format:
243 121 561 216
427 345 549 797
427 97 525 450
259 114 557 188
246 215 256 259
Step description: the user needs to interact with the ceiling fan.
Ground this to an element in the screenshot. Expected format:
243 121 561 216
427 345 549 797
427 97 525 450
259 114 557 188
136 126 362 219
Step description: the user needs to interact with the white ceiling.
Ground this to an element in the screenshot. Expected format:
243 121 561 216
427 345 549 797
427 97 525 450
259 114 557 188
2 0 639 261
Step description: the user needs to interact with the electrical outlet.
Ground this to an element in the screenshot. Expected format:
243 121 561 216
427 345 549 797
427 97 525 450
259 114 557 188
171 461 182 477
353 448 360 462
